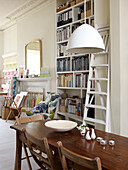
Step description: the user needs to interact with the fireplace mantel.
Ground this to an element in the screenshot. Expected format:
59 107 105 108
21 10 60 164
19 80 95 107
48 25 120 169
17 77 51 97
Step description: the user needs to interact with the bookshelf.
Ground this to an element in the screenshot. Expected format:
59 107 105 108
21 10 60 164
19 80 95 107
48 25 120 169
56 0 95 123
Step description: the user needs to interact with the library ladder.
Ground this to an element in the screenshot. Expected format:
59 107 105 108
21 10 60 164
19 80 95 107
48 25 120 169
83 26 111 132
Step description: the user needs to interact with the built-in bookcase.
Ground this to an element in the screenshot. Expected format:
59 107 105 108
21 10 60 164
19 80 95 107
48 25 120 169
56 0 95 123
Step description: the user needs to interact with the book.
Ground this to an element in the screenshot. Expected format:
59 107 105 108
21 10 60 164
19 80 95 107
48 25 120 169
11 94 24 108
11 92 28 108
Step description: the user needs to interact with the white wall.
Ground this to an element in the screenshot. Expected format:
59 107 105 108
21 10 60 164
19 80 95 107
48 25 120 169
110 0 120 134
110 0 128 136
0 31 3 72
95 0 110 27
17 0 56 91
120 0 128 136
3 25 17 54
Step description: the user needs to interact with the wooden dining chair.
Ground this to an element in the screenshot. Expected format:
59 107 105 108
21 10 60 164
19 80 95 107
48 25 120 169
57 141 102 170
15 113 44 124
24 129 61 170
15 113 44 170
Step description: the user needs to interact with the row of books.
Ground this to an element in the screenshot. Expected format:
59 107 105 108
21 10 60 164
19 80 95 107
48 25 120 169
75 73 95 88
66 98 83 117
72 55 89 71
81 74 89 88
57 73 91 89
75 73 89 88
57 10 72 27
57 74 73 87
57 43 68 57
57 26 70 42
59 96 95 118
57 58 70 72
25 93 43 108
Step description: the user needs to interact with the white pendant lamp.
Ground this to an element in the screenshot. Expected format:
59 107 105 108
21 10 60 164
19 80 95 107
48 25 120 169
66 1 105 54
66 24 105 54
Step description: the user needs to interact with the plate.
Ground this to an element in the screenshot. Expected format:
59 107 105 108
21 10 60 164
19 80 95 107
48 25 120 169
45 120 77 132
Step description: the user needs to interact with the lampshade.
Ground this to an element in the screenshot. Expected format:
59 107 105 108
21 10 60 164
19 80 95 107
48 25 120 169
66 24 105 54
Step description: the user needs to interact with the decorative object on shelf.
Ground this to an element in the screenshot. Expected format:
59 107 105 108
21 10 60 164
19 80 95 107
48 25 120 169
76 0 84 4
40 68 50 77
85 130 91 140
70 0 75 7
91 128 96 139
26 69 29 78
56 2 70 12
18 65 24 78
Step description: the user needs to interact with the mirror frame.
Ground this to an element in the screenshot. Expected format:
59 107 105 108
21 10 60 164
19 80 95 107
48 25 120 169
25 39 42 73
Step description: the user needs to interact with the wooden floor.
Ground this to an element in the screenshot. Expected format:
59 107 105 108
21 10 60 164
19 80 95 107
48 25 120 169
0 118 39 170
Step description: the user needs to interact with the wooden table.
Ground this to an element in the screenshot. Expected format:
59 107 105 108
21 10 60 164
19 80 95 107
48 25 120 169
11 120 128 170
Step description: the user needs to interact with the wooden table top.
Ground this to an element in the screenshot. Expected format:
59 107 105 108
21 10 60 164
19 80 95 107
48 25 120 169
11 120 128 170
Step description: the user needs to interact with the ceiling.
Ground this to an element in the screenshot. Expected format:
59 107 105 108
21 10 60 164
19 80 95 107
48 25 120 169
0 0 47 30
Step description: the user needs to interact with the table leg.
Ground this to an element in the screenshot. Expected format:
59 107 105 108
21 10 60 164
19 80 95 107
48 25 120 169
14 131 22 170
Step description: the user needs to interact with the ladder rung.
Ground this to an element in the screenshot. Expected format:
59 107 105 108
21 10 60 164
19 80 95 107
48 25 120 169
89 78 108 81
91 64 108 67
86 104 106 110
85 117 106 125
94 52 109 55
87 91 107 95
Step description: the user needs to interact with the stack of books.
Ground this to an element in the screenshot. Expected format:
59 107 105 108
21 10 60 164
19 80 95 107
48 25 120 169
57 74 73 87
40 69 50 77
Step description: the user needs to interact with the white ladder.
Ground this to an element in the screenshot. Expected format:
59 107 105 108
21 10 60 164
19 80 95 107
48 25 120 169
83 26 111 132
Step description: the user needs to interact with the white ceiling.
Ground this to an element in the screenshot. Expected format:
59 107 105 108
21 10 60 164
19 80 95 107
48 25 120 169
0 0 47 30
0 0 27 27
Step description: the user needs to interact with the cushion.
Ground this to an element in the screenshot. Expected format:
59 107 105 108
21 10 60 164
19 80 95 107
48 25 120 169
31 101 48 113
21 92 60 120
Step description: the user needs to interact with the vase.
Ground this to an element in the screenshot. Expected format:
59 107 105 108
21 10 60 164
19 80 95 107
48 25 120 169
86 130 91 140
91 128 96 140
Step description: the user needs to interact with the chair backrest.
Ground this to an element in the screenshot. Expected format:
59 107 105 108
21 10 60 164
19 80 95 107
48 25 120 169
16 113 44 124
57 141 102 170
24 129 57 170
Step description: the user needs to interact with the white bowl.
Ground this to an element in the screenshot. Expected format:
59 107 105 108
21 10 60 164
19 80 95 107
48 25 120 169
45 120 77 132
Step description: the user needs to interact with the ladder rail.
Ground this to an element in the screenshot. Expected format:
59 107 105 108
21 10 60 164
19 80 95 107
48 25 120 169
83 27 111 132
83 54 95 125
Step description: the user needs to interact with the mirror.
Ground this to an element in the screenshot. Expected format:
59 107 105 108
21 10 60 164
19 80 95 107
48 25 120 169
25 39 42 75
